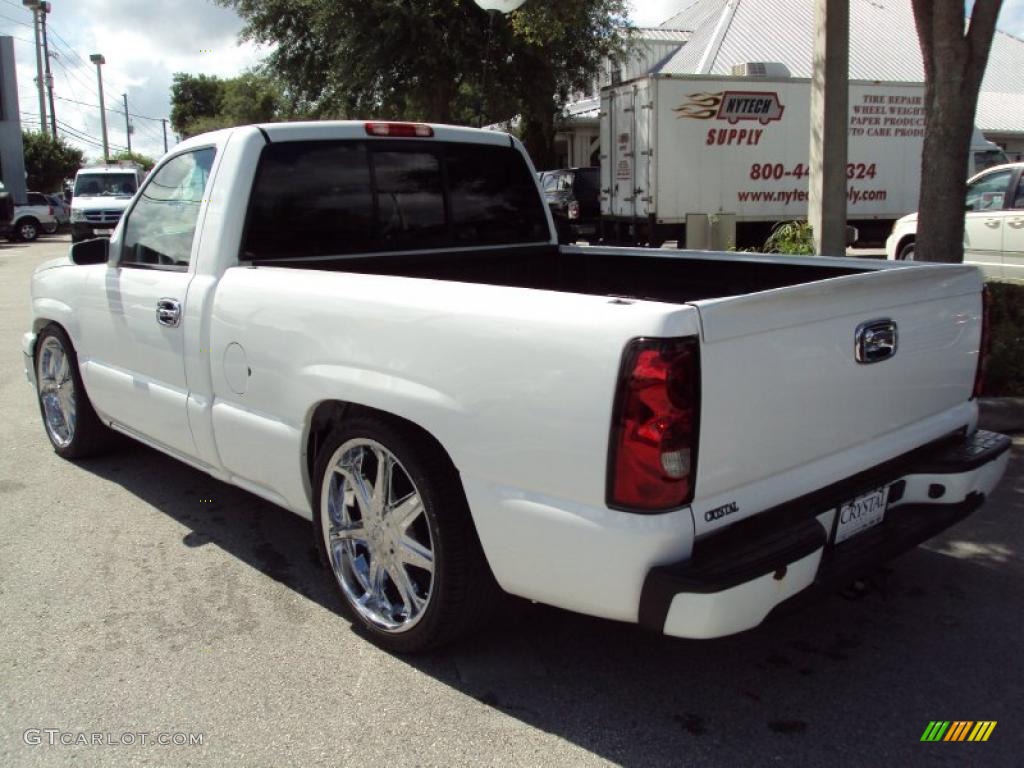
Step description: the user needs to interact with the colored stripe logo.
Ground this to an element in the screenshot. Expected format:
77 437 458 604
920 721 997 742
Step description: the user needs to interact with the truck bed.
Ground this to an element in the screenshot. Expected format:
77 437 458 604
257 244 868 304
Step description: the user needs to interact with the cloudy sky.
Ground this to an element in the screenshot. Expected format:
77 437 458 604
1 0 1022 162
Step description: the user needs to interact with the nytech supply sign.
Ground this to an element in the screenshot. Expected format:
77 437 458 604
674 90 785 146
675 91 785 124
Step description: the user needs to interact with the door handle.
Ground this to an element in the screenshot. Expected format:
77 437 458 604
156 298 181 327
984 218 1000 227
1009 218 1024 228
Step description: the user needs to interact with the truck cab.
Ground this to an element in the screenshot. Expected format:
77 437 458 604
70 164 145 242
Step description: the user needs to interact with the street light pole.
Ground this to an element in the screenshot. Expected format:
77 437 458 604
472 0 526 128
161 119 169 153
90 54 109 163
22 0 47 135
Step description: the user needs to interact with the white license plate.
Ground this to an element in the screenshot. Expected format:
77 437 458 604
93 228 112 235
833 486 889 544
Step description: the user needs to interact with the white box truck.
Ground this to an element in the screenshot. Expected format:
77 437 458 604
599 73 1007 248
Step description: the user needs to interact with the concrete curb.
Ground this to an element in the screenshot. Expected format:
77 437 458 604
978 397 1024 434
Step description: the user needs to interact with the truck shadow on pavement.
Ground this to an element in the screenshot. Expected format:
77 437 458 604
80 442 1024 766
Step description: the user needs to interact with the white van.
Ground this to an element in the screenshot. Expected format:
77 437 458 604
70 164 145 242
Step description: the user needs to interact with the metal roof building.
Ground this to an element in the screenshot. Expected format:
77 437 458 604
552 0 1024 168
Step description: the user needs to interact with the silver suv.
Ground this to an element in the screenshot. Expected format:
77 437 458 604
9 192 59 242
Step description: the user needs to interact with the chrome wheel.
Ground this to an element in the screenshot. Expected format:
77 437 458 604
321 438 435 633
37 336 76 448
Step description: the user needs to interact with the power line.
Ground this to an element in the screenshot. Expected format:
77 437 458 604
50 51 102 99
21 109 130 153
57 121 128 152
55 94 166 122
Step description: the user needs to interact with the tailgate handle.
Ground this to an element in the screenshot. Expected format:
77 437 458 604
855 319 898 364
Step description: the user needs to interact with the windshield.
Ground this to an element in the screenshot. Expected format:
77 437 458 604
74 173 138 197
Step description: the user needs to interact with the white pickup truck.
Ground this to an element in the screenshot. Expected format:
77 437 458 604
23 121 1011 652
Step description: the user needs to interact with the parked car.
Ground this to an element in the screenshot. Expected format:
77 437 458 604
887 162 1024 281
541 166 600 243
46 194 69 228
25 121 1009 653
9 192 58 242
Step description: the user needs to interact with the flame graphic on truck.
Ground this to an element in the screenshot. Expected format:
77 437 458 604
674 91 785 125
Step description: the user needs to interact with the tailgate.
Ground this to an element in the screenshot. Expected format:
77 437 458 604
689 263 984 535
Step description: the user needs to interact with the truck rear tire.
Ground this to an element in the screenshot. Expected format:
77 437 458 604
313 414 499 653
34 324 114 458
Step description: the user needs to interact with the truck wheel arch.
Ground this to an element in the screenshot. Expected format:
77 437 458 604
303 400 463 509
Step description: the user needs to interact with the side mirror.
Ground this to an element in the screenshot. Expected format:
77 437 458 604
70 238 109 265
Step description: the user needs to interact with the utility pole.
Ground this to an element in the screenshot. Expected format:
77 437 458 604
122 93 131 153
23 0 47 135
161 119 168 153
808 0 850 256
39 1 56 137
90 54 108 163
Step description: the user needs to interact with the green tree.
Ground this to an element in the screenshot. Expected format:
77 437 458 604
22 131 84 192
219 0 630 165
221 70 286 124
109 150 156 172
911 0 1004 262
509 2 630 167
170 73 226 137
170 70 286 137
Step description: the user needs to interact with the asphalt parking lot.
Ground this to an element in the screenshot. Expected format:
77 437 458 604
2 236 1022 767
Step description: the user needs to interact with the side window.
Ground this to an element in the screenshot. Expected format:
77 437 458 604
965 169 1012 211
122 148 215 268
1014 176 1024 209
28 192 47 206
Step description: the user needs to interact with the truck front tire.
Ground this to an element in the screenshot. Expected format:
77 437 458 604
34 324 114 458
313 414 498 653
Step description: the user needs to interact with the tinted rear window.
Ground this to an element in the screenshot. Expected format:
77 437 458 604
243 140 548 261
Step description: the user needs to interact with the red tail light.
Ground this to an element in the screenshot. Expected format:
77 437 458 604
973 285 991 398
48 205 54 215
365 122 434 138
568 201 580 220
608 337 700 512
